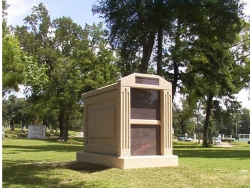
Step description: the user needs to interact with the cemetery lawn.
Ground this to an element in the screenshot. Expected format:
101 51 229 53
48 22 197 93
2 137 250 188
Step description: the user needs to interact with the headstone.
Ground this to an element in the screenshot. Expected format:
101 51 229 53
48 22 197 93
27 125 46 139
76 73 178 169
21 126 26 133
2 126 5 141
218 134 221 140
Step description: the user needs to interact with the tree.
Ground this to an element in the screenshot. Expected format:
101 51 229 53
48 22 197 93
171 0 247 146
93 0 161 74
93 0 247 101
232 21 250 92
15 3 119 141
173 101 197 136
183 34 247 146
239 108 250 134
184 42 243 146
2 95 29 129
83 23 119 90
2 0 25 95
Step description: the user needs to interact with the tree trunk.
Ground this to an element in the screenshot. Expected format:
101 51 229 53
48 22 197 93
63 120 68 142
179 116 185 134
209 130 213 144
181 122 185 135
171 18 181 102
42 117 47 130
172 61 178 102
58 109 64 141
202 94 213 147
157 29 163 76
196 115 200 144
140 31 155 73
58 111 70 141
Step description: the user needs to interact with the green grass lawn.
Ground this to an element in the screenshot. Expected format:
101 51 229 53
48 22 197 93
2 134 250 188
4 128 80 138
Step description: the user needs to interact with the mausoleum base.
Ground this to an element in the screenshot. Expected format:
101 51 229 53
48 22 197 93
76 151 178 169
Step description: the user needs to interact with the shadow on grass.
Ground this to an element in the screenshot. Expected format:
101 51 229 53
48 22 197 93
44 137 83 144
174 148 250 159
31 161 111 173
3 137 84 153
5 135 83 142
3 144 83 153
3 160 110 188
173 145 202 148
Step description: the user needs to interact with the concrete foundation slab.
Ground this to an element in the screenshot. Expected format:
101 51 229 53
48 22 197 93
76 151 178 169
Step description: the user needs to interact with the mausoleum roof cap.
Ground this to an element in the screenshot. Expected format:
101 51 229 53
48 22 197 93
81 73 171 99
118 73 171 88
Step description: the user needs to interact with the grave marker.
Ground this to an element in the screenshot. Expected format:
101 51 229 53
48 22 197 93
27 125 46 139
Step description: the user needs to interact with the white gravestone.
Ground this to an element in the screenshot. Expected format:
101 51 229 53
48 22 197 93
27 125 46 139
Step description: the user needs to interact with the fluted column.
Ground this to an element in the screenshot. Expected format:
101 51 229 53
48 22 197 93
118 86 130 156
161 89 172 155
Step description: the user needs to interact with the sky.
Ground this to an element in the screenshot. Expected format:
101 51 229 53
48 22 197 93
6 0 104 28
5 0 250 109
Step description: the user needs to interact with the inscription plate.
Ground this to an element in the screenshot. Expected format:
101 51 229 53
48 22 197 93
135 77 159 85
131 89 160 120
131 124 160 156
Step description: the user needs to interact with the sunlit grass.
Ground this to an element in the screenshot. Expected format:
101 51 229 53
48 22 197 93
2 136 250 188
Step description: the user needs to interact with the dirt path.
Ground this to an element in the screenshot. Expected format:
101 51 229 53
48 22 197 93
216 142 234 148
74 132 84 138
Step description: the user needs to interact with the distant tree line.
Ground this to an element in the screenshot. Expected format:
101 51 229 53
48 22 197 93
173 98 250 139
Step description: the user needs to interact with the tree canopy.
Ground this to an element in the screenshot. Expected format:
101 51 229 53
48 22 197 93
2 0 25 96
14 3 119 141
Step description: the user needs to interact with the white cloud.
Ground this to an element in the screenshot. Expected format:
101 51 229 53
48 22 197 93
242 0 250 16
235 89 250 109
6 0 42 26
6 0 30 24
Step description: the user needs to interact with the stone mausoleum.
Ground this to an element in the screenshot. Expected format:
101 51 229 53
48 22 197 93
76 73 178 169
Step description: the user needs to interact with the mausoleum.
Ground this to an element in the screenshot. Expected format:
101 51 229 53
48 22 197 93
76 73 178 169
